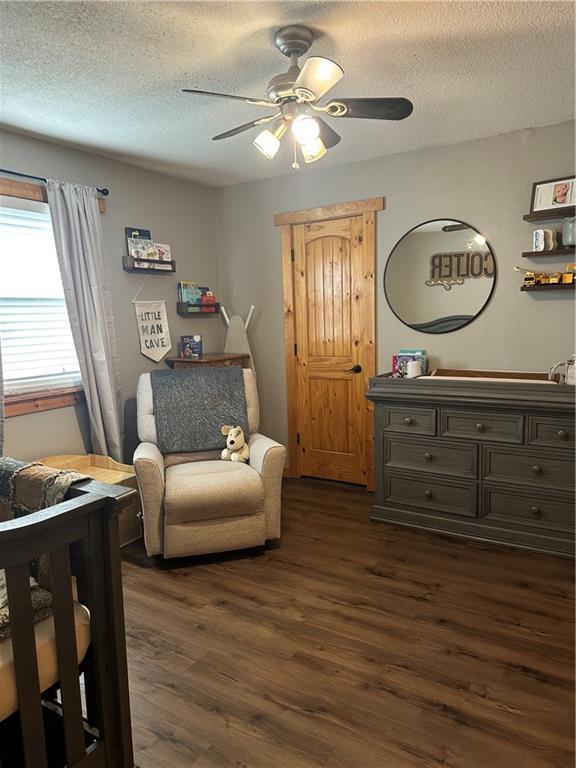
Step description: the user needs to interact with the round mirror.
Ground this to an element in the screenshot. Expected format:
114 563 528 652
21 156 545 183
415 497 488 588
384 219 496 333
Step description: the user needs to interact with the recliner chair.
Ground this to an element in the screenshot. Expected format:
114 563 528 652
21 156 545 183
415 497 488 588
133 369 286 558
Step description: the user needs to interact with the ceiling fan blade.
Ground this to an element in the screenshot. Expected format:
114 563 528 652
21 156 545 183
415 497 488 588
293 56 344 102
182 89 277 108
325 97 413 120
212 113 281 141
316 117 341 149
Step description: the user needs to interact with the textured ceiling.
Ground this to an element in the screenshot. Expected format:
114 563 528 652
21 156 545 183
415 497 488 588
0 1 574 187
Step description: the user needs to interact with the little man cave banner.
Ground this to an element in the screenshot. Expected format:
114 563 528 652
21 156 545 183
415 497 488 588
134 300 172 362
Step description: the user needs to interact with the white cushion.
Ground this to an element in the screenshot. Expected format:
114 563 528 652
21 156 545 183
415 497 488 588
164 461 264 524
0 602 91 721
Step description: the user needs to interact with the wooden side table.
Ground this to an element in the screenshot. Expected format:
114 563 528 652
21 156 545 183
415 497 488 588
165 353 250 369
38 454 141 546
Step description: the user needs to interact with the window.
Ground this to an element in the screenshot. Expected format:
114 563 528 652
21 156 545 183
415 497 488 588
0 195 81 396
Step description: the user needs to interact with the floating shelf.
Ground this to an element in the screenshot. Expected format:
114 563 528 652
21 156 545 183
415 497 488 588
177 301 221 317
123 255 176 274
523 207 575 223
521 283 575 292
522 246 575 258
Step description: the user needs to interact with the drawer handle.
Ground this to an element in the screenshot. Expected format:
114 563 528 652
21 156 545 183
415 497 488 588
424 452 433 461
531 464 543 475
424 489 433 499
530 506 543 519
475 423 486 433
404 417 413 426
557 429 568 440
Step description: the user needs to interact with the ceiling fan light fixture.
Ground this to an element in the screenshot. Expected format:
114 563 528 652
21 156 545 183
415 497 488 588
253 120 287 159
293 56 344 101
302 137 327 164
291 115 320 145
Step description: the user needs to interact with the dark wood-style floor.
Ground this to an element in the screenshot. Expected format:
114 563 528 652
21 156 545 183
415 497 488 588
121 479 574 768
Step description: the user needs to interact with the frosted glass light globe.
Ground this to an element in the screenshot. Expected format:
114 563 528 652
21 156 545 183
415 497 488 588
291 115 320 145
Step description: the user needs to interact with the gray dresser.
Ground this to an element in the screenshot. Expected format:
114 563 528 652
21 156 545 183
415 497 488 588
367 376 575 556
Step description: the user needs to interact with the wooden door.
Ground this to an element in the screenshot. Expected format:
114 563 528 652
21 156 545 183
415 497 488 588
277 198 381 488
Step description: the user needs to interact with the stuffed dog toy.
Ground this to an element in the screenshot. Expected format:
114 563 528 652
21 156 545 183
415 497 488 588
220 425 250 463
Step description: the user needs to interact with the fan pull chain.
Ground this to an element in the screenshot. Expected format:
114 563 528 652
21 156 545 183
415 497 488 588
291 135 300 170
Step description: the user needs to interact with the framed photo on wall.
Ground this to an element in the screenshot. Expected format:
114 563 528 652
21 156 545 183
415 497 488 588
530 176 576 215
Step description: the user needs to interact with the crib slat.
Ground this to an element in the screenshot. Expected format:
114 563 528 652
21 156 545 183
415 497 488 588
5 562 49 768
84 509 121 761
50 546 86 765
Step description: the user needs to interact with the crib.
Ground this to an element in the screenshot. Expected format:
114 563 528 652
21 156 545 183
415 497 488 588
0 477 136 767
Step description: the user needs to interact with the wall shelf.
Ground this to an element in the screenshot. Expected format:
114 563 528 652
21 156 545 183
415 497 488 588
520 283 575 292
523 207 575 223
122 255 176 274
522 246 575 258
177 302 221 317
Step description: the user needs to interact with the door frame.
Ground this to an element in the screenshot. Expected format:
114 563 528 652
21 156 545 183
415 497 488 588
275 196 385 489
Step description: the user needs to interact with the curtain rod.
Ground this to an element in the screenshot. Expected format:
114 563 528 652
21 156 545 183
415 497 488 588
0 167 109 196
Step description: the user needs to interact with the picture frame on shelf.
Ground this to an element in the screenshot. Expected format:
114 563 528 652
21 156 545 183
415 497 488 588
530 176 576 216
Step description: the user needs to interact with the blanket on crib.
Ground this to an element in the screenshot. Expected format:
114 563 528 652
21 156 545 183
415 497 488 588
0 458 87 642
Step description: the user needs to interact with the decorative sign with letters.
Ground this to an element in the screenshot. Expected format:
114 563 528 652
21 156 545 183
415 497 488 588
425 250 495 290
134 300 172 362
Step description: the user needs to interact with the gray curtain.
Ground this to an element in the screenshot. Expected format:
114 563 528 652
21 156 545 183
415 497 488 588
46 180 123 461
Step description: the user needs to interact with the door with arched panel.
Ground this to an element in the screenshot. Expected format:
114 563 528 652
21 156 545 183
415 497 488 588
291 212 376 486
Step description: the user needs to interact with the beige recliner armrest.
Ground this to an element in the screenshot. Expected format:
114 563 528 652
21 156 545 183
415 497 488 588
248 433 286 541
133 442 165 556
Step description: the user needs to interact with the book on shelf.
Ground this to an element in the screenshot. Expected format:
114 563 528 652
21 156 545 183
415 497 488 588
177 282 217 304
125 227 151 251
155 243 172 262
127 237 157 261
178 281 198 302
180 334 203 358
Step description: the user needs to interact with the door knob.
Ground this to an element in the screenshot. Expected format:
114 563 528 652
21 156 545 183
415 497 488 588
344 364 362 373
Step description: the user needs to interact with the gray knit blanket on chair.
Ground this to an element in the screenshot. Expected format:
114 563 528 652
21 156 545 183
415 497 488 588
150 367 249 454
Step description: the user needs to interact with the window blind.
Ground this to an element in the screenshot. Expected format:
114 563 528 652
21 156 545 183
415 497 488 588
0 196 81 395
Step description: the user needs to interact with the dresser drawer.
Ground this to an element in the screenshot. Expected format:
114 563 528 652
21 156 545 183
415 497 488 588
384 436 477 479
527 416 575 451
482 485 574 531
384 472 477 518
383 406 436 436
440 410 523 444
482 446 575 491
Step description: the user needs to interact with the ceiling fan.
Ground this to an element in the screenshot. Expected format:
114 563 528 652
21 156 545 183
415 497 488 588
182 24 414 168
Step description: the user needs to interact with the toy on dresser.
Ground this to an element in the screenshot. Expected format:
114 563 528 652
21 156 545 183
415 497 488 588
392 349 428 378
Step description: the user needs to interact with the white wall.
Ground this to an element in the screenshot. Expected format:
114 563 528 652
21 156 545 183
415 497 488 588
0 129 223 460
217 121 576 449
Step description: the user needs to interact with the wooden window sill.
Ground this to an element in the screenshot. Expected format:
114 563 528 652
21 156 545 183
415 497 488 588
5 386 84 417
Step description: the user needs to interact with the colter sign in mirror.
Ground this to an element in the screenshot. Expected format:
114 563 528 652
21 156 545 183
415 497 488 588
384 219 496 333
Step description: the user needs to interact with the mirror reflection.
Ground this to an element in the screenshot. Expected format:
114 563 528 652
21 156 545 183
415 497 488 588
384 219 496 333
